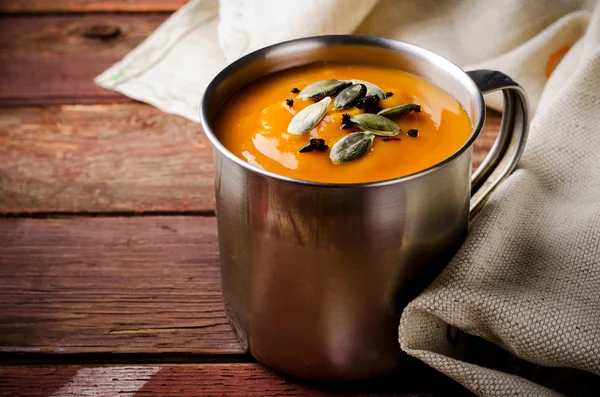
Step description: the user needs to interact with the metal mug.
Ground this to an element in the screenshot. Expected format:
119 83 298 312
200 35 529 381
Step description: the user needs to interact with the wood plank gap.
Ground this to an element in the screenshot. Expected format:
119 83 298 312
0 353 253 366
0 210 216 218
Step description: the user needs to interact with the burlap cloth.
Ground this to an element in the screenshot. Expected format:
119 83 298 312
98 1 600 395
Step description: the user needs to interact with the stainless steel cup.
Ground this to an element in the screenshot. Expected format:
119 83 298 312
201 35 529 381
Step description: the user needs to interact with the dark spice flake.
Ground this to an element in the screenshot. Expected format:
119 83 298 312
299 138 329 153
341 113 357 130
286 98 294 107
291 87 300 94
355 94 381 113
385 91 394 98
407 129 419 138
382 137 401 142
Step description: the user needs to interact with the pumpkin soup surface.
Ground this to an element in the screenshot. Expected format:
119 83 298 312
214 63 472 183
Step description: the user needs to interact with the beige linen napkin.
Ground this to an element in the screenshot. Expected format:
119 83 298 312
399 3 600 396
97 1 600 395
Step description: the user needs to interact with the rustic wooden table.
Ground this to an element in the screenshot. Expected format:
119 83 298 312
0 2 500 395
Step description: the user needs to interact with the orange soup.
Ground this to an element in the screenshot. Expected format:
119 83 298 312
214 63 472 183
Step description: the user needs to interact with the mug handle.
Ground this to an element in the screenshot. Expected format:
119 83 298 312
467 70 530 218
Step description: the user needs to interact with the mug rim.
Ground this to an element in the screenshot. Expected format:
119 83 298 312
200 34 485 188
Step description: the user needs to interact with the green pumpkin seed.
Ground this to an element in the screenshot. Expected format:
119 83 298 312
377 103 421 117
349 113 400 137
349 80 386 100
330 132 374 164
287 97 331 135
298 80 351 101
333 84 367 110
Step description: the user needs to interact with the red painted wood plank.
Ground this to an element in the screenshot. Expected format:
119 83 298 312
0 0 187 13
0 104 214 213
0 216 241 354
0 14 167 105
0 364 469 396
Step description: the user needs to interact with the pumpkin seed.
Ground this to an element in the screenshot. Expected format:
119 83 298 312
333 84 366 110
349 80 386 100
330 132 374 164
298 80 351 101
287 97 331 135
349 113 400 137
377 103 421 117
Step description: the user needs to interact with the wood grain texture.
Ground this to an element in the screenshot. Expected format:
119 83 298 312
0 103 499 214
0 364 469 396
473 111 499 169
0 14 167 105
0 104 213 213
0 216 242 354
0 0 187 13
